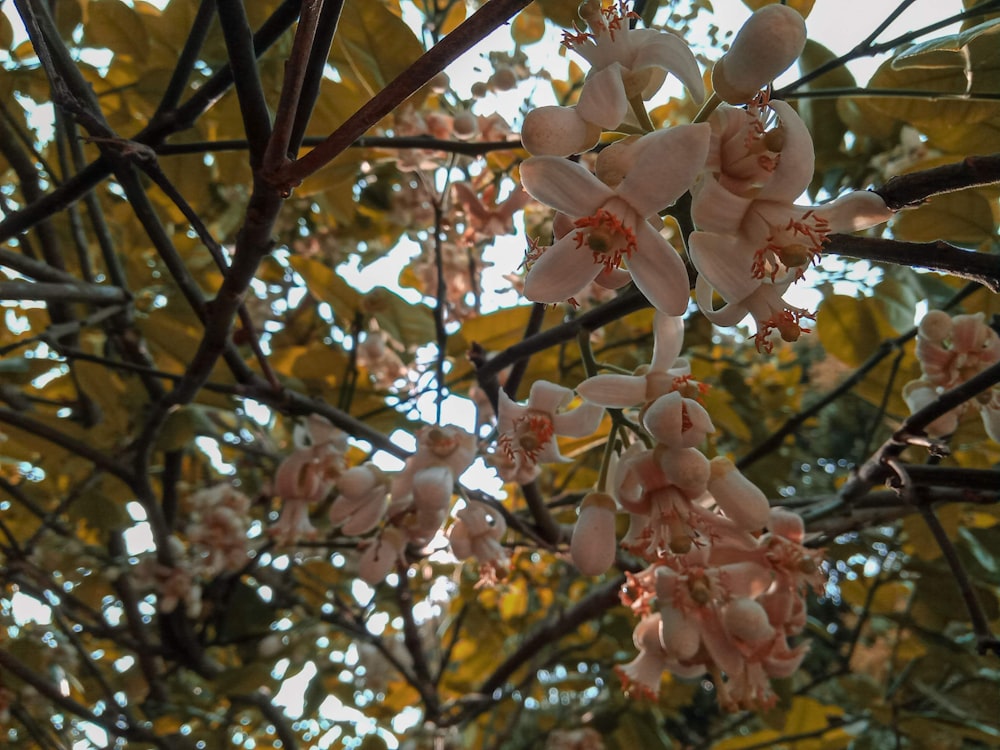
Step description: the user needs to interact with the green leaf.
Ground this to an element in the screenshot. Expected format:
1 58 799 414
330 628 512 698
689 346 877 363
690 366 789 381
155 406 217 453
892 17 1000 70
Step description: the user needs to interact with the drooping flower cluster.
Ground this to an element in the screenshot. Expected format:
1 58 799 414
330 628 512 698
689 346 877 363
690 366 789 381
903 310 1000 439
565 314 824 706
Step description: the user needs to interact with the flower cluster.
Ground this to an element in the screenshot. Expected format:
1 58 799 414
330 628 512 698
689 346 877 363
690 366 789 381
567 315 822 705
903 310 1000 439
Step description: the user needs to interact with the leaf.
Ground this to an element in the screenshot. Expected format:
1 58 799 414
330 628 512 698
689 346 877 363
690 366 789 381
329 0 424 96
155 406 217 453
512 5 546 45
84 0 150 61
0 12 13 51
816 295 898 368
351 288 434 352
890 190 996 246
740 0 814 18
892 17 1000 70
287 255 363 324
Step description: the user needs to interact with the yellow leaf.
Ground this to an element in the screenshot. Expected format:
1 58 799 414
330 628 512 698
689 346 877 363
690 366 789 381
816 295 898 369
512 5 546 45
84 0 150 61
890 190 996 245
287 255 363 324
740 0 814 18
329 0 424 97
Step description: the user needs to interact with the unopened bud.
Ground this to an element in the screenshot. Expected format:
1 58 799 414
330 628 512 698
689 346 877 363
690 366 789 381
712 5 807 104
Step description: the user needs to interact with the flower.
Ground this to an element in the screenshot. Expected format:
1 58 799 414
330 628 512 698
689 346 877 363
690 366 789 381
497 381 604 471
448 501 509 584
521 1 703 156
520 123 710 314
328 464 390 536
453 180 532 242
577 311 701 407
690 100 893 349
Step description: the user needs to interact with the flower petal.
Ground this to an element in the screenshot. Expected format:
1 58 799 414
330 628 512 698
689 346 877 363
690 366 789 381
523 233 603 304
691 173 754 234
695 274 749 327
631 28 705 101
520 157 615 217
757 100 814 203
812 189 893 232
551 401 604 438
577 64 630 130
527 379 575 413
689 231 761 305
626 222 690 315
577 373 648 407
617 124 712 217
650 311 686 370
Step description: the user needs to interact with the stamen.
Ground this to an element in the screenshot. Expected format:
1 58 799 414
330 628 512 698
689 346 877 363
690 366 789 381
573 208 639 272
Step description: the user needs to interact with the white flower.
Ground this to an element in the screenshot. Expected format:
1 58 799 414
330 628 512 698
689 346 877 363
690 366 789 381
520 0 703 156
690 101 892 349
520 124 710 314
497 381 604 469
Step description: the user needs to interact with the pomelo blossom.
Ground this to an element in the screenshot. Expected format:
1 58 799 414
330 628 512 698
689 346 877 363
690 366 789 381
497 380 604 472
328 464 390 536
520 123 710 314
690 99 892 350
447 501 509 584
578 311 706 407
903 310 1000 438
520 0 704 156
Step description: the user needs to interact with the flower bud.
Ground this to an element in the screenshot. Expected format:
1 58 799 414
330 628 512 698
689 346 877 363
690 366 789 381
723 597 775 644
655 445 711 497
917 309 952 343
520 106 602 157
571 492 618 576
711 5 807 104
707 457 770 531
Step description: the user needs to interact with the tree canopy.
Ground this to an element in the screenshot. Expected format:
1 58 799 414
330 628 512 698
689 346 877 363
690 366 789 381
1 0 1000 748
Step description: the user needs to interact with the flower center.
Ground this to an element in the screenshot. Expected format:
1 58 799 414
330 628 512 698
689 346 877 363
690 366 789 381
574 208 638 272
500 411 556 463
750 210 831 282
754 309 815 353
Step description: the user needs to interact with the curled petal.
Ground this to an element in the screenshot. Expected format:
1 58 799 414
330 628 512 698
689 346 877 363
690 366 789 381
689 231 761 308
631 28 705 101
756 101 815 204
650 312 686 371
708 457 771 531
695 274 751 328
577 63 630 130
812 189 893 232
643 391 715 448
